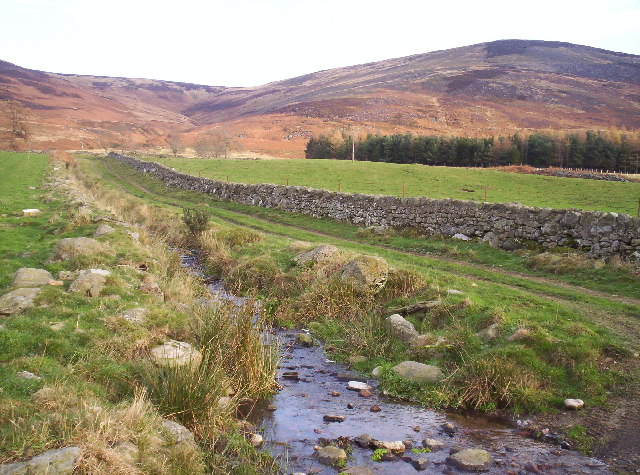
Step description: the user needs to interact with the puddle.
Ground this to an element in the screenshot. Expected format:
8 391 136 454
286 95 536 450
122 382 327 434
180 250 610 474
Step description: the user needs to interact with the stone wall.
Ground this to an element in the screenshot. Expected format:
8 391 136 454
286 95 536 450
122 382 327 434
108 153 640 258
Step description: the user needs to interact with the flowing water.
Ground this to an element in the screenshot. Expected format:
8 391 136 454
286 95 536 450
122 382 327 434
181 251 610 474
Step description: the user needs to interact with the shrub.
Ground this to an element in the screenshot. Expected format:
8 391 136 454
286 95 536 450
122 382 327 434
183 207 210 235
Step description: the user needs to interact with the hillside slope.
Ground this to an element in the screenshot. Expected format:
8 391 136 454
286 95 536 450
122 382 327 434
1 40 639 155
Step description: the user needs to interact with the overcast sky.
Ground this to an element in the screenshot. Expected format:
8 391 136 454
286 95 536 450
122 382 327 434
2 0 639 87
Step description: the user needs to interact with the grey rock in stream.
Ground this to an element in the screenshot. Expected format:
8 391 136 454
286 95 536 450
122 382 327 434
0 446 81 475
446 448 493 472
315 445 347 465
343 466 375 475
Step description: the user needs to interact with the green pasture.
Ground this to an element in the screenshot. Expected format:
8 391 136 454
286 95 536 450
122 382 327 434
151 156 640 215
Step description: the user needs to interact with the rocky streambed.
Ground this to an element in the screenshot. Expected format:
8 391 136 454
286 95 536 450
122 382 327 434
181 252 611 474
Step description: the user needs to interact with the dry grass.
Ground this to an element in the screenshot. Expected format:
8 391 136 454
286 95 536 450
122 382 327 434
527 252 596 274
1 387 204 473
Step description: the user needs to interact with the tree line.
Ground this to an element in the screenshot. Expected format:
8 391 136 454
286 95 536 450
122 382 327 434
305 130 640 172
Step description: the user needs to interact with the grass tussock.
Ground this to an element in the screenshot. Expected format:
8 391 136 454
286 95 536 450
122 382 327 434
527 252 596 274
452 353 547 411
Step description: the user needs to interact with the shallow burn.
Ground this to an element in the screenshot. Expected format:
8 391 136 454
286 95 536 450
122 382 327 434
181 251 611 474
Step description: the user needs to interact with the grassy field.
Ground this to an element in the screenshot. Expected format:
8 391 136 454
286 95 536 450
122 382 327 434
150 156 640 215
88 155 640 418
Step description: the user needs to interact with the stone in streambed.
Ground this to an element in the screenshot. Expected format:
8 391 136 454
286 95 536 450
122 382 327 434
295 333 314 347
323 414 345 422
446 448 493 472
422 438 446 451
315 445 347 465
347 381 371 391
342 467 375 475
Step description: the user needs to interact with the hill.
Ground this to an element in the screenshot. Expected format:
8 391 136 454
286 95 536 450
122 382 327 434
1 40 639 156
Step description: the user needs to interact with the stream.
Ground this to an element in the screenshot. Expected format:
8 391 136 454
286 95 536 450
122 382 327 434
181 251 610 474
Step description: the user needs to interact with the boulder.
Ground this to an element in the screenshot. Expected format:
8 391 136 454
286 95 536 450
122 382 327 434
151 340 201 367
422 438 446 451
68 269 110 297
446 448 493 472
371 440 406 454
111 442 139 465
315 446 347 465
391 361 445 384
162 418 195 445
248 433 263 447
93 224 115 238
12 268 53 287
341 255 389 291
564 398 584 410
0 287 41 315
22 209 41 217
475 323 500 340
56 271 77 281
371 366 382 378
386 314 419 344
0 446 81 475
16 371 41 381
47 237 103 263
120 307 149 324
295 333 314 347
293 244 339 266
482 232 500 248
347 381 372 391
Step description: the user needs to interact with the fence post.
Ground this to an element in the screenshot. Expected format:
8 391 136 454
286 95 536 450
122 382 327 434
484 186 487 202
637 198 640 218
338 181 341 192
226 175 229 182
286 178 289 186
402 183 405 198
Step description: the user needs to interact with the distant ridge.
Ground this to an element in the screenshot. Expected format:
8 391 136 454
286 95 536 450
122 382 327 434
1 39 638 156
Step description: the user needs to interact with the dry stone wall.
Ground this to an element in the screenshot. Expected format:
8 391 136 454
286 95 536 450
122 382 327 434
108 153 640 258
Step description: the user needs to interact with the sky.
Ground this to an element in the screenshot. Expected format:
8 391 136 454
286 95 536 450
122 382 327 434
1 0 639 87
